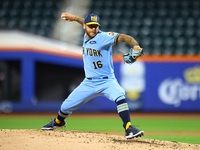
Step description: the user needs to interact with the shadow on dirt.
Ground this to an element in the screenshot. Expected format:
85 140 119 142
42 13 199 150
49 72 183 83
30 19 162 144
112 138 166 146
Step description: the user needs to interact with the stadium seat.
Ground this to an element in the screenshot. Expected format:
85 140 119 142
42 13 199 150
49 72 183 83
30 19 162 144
88 0 199 55
1 0 199 55
0 0 62 37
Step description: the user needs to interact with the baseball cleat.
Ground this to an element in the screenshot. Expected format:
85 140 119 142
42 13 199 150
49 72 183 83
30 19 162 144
41 118 66 130
125 125 144 139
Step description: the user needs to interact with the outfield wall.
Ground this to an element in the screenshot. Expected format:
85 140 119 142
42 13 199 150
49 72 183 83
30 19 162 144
0 31 200 113
0 49 199 113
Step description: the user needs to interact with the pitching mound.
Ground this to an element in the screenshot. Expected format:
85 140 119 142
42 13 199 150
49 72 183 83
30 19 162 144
0 129 199 150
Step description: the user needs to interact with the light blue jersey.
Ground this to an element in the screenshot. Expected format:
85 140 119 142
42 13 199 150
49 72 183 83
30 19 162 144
83 31 120 78
60 30 126 115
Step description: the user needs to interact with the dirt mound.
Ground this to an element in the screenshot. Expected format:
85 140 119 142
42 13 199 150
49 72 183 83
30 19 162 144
0 129 199 150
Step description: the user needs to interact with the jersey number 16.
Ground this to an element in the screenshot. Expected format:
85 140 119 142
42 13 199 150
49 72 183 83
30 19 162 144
93 61 103 69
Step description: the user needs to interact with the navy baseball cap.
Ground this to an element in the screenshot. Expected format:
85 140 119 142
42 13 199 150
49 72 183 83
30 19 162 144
84 14 101 26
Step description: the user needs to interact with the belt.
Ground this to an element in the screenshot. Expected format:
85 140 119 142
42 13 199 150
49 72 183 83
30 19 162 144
87 77 108 80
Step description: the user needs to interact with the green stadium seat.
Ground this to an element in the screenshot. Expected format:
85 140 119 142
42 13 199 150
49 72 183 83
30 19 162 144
88 0 199 54
0 0 62 37
2 0 198 55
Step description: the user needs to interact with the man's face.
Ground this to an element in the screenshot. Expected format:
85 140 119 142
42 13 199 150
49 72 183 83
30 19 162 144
84 24 99 39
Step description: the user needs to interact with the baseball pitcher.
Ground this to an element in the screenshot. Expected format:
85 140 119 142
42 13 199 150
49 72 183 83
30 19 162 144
42 13 144 139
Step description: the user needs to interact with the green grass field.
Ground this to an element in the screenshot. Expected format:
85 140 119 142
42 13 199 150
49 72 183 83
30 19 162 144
0 115 200 145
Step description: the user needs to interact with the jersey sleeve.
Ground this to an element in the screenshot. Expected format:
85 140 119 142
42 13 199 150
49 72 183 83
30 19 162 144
101 32 120 46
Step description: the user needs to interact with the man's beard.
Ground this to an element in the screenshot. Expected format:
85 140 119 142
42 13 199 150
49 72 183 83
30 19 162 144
85 30 97 39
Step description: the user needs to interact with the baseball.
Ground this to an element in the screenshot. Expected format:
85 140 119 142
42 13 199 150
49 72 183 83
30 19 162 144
61 13 67 19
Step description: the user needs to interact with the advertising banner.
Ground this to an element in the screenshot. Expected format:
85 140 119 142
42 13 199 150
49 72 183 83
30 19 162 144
120 61 145 111
143 63 200 111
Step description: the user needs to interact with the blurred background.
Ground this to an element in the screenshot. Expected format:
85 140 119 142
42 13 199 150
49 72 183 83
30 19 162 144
0 0 199 113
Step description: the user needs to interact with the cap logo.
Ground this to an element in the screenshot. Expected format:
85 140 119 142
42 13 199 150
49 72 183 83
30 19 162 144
91 16 97 21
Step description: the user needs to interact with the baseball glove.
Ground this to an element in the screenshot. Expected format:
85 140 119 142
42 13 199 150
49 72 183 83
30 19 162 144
123 48 143 64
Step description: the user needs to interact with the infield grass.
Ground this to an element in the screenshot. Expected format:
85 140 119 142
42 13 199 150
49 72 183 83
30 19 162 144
0 116 200 145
